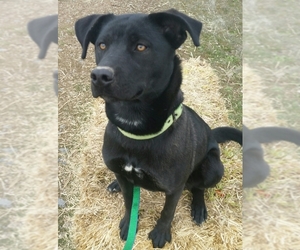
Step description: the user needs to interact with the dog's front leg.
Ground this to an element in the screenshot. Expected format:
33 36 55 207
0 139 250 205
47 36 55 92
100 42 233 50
149 187 184 248
115 173 134 241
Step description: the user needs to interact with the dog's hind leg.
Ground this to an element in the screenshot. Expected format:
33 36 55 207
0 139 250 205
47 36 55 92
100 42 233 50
187 148 224 224
191 188 207 224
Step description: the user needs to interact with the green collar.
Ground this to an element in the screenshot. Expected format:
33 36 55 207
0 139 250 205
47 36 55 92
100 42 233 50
118 103 183 140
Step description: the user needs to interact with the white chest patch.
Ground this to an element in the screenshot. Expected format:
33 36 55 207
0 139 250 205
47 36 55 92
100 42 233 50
115 115 143 127
124 164 133 172
123 164 144 178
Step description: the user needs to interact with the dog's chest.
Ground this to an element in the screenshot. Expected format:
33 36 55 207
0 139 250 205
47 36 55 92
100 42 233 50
123 163 144 179
114 162 164 191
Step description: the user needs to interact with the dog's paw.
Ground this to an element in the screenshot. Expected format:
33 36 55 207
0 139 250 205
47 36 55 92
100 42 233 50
191 202 207 225
148 224 171 248
119 216 130 240
107 179 121 193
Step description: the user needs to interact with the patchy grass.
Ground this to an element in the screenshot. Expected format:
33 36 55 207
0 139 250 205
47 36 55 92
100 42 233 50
173 0 242 127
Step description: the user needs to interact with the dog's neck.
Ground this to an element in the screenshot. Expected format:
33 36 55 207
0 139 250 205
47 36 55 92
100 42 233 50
105 56 184 135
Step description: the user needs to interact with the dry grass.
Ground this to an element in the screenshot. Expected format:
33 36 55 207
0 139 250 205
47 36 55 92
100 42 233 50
58 1 242 249
243 65 300 249
0 1 57 249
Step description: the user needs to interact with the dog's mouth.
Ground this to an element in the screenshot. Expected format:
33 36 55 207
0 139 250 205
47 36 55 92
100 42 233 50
91 83 143 102
130 89 143 100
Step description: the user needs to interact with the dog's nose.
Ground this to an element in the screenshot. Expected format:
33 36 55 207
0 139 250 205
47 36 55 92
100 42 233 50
91 67 114 86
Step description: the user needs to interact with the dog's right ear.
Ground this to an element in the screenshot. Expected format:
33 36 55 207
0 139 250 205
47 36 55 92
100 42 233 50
75 14 114 59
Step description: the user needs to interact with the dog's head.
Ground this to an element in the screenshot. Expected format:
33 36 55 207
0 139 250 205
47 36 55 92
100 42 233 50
75 9 202 102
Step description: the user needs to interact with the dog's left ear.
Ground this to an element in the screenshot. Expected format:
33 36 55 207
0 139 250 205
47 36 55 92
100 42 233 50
149 9 202 49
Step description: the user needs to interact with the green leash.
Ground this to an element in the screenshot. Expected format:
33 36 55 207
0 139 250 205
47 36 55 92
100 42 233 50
123 186 140 250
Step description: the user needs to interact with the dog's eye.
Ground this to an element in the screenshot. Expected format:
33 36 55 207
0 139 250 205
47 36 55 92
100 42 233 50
136 44 147 52
99 43 106 50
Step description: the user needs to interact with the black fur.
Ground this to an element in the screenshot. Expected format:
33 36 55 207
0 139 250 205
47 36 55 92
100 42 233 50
212 126 242 145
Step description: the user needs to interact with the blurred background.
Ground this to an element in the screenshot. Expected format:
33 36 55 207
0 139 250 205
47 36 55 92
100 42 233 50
243 0 300 249
0 1 57 249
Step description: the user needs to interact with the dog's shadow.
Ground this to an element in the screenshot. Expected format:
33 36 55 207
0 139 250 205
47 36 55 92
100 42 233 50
27 14 58 96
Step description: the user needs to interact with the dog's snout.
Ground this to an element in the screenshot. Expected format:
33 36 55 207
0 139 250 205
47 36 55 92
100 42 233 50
91 67 114 85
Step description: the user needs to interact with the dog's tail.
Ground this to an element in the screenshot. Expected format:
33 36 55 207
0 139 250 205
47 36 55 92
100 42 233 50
212 127 242 146
251 127 300 145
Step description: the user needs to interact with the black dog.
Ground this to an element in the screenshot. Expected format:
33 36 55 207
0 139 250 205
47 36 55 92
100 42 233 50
27 14 58 96
75 9 239 248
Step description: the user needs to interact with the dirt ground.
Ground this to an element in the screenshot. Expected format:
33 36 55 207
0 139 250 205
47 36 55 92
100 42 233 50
0 0 57 249
58 0 242 249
